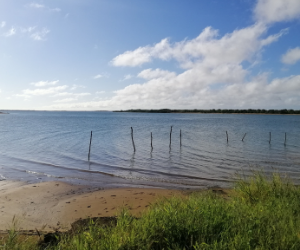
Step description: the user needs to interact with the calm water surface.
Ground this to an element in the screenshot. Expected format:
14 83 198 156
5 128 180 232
0 111 299 189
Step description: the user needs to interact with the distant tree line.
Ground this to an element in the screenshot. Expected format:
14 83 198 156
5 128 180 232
115 109 300 114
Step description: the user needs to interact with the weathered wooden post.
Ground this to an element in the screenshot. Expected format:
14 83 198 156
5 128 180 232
131 127 136 152
169 126 173 148
242 133 247 142
284 132 287 145
269 132 271 144
180 129 182 147
226 131 228 143
151 132 153 150
88 131 92 161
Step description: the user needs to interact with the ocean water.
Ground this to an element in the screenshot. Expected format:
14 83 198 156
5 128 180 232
0 111 299 189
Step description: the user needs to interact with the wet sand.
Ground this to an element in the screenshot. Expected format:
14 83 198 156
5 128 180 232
0 180 184 232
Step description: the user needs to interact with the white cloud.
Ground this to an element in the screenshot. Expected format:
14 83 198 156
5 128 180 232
52 92 92 104
22 85 68 96
30 28 50 41
281 47 300 65
254 0 300 24
16 82 90 102
120 74 133 81
4 27 16 37
266 75 300 93
2 26 49 40
45 73 300 110
111 38 170 67
28 3 45 9
138 69 176 80
21 26 36 33
70 84 85 90
15 85 68 100
93 74 103 79
50 8 61 12
40 0 300 111
96 91 105 94
260 28 289 46
27 3 61 12
93 73 110 79
30 80 59 87
112 46 152 67
54 92 91 97
53 98 77 103
52 22 295 110
111 24 286 70
1 21 5 28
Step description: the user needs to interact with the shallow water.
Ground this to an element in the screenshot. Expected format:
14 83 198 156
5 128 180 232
0 111 299 189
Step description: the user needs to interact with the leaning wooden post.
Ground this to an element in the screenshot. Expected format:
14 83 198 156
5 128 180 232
269 132 271 144
284 132 287 145
226 131 228 143
180 129 182 147
88 131 92 161
169 126 173 148
151 132 153 150
131 127 136 152
242 133 247 142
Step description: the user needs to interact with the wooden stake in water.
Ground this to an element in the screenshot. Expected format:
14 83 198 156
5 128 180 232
284 132 287 145
151 132 153 150
269 132 271 144
180 129 182 147
131 127 136 152
242 133 247 142
169 126 173 148
88 131 92 161
226 131 228 143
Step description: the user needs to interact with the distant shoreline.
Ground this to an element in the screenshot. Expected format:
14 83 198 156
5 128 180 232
1 110 300 115
115 109 300 115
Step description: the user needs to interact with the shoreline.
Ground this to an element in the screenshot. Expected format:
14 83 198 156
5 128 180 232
116 111 300 115
2 110 300 115
0 180 187 232
115 108 300 115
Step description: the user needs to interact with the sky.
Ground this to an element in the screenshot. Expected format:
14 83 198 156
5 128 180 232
0 0 300 111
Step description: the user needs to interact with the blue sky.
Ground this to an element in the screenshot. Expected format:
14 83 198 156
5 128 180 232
0 0 300 110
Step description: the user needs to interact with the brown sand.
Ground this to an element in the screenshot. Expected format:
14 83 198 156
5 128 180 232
0 180 184 232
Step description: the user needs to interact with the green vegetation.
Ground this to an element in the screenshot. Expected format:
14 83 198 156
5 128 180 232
116 108 300 114
3 172 300 249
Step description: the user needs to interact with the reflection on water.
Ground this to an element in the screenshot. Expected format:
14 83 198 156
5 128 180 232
0 111 300 188
129 152 135 176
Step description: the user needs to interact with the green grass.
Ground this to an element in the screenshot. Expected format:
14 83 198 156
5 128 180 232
2 171 300 249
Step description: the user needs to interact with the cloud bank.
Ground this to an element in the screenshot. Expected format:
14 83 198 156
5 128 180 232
15 80 91 103
30 80 59 87
46 0 300 110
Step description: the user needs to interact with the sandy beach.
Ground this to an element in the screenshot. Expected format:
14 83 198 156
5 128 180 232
0 180 184 232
